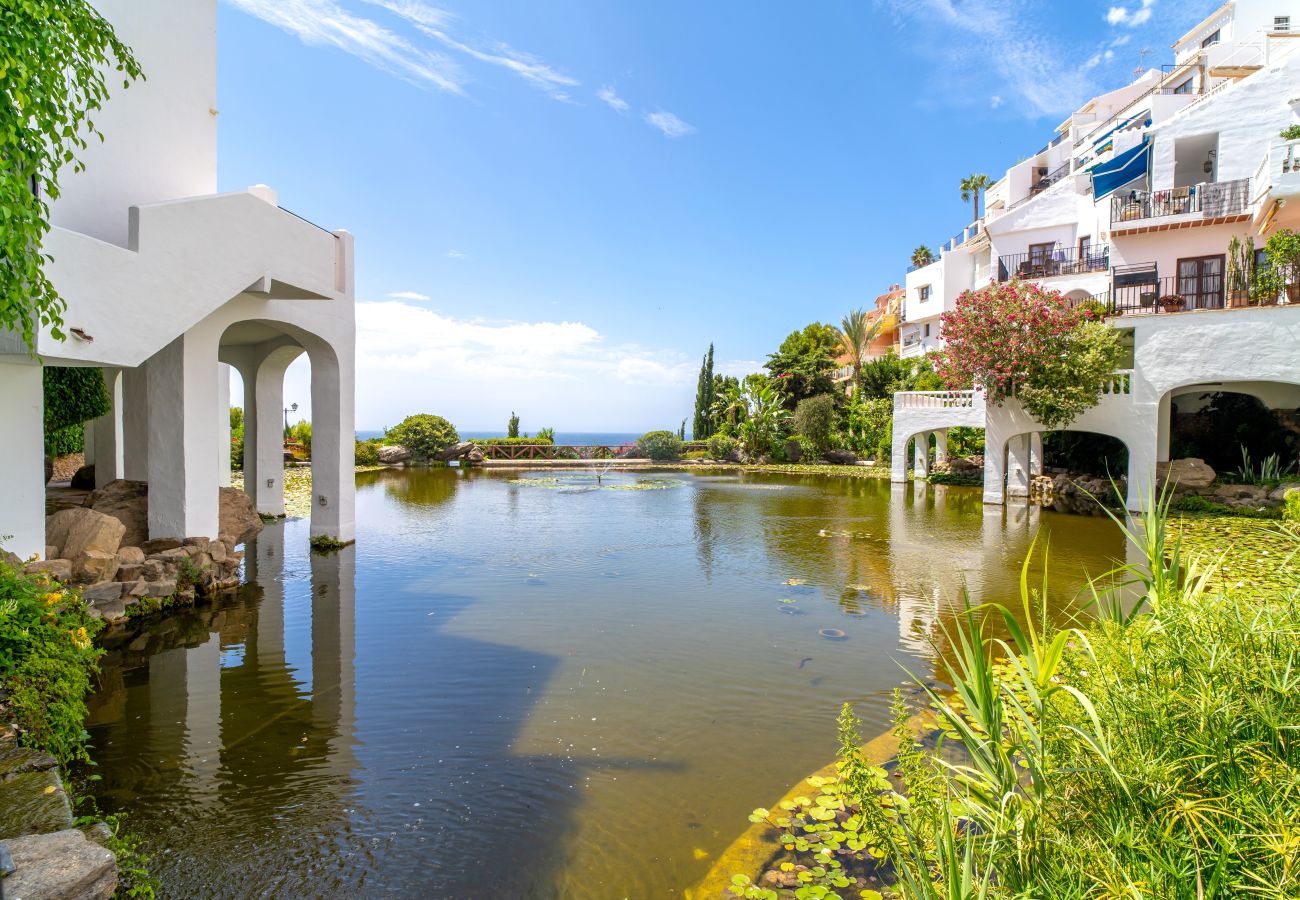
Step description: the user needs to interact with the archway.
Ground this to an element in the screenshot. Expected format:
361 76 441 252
1163 381 1300 477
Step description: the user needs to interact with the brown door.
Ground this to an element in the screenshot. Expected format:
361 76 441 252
1177 255 1224 310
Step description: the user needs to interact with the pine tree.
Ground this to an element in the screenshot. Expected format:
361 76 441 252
702 344 715 438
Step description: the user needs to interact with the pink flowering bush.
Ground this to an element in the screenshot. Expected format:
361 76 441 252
934 280 1122 429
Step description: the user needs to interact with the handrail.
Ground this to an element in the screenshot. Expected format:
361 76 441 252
894 391 977 410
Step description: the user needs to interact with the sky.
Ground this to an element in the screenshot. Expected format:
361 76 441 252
215 0 1211 433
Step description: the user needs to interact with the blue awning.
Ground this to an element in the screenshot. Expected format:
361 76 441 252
1091 139 1150 200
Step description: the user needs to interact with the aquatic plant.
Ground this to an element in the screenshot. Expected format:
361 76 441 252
506 475 683 492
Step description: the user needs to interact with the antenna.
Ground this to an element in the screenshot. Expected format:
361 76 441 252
1134 47 1150 76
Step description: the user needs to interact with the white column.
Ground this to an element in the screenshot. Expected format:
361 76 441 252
983 437 1007 505
1126 420 1159 512
90 368 124 488
0 361 47 558
890 429 911 483
308 348 355 543
1156 392 1172 463
145 333 220 540
933 430 949 464
252 355 290 517
122 364 149 482
218 363 232 488
912 431 930 479
1007 433 1031 497
1029 432 1043 477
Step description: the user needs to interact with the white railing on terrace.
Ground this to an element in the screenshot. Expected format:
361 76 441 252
1101 369 1134 396
895 390 977 409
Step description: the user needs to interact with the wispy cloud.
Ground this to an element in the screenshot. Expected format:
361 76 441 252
1106 0 1155 27
990 94 1004 108
225 0 465 93
388 290 432 300
365 0 579 100
446 249 466 259
1082 49 1116 70
597 86 629 113
643 109 696 138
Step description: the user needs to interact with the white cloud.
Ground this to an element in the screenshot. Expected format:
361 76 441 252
1106 0 1155 27
643 109 696 138
597 86 630 112
1110 34 1132 47
348 300 700 428
1082 48 1115 70
446 249 467 259
225 0 465 93
990 94 1004 108
388 290 432 300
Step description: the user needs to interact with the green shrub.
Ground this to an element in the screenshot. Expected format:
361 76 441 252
1172 493 1283 519
0 561 104 765
44 423 84 457
683 450 707 460
706 433 739 460
386 414 459 460
43 366 110 456
1284 489 1300 522
287 418 312 453
636 430 683 461
354 440 379 466
793 394 837 452
475 436 555 446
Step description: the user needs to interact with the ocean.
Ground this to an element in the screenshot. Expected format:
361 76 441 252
356 430 648 446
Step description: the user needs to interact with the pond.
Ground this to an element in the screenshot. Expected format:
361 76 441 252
84 468 1127 898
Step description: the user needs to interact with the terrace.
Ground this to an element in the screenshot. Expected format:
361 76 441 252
1110 177 1251 233
998 244 1110 282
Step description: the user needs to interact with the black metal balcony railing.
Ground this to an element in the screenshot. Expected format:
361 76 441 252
997 246 1110 282
1110 177 1250 225
1098 273 1287 315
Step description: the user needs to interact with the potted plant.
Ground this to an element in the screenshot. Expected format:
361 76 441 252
1159 294 1185 313
1263 229 1300 304
1226 235 1254 307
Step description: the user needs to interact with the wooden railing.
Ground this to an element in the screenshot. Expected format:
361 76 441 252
478 441 707 461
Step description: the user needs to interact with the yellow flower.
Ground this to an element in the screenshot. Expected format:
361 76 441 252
70 627 91 650
44 592 63 607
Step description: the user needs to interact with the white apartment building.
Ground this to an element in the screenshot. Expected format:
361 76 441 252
892 0 1300 509
0 0 357 558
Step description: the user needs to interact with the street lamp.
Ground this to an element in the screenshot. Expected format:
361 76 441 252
284 402 298 438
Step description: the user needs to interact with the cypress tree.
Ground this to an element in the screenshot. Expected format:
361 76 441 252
692 351 708 439
702 344 715 437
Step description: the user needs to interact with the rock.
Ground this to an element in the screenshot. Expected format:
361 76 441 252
71 550 119 585
140 559 165 581
70 465 96 490
761 868 799 889
724 448 744 464
465 446 484 464
1269 483 1300 501
0 828 117 899
46 508 125 561
81 582 125 603
137 579 176 599
115 546 145 565
83 480 149 549
91 599 125 622
0 770 72 840
949 457 983 476
1029 475 1055 496
0 746 58 778
141 538 182 555
784 439 803 464
1156 458 1216 490
209 540 228 563
22 559 72 582
1 549 24 570
182 536 211 552
824 449 858 466
377 445 412 464
434 441 475 461
1215 484 1268 502
219 487 264 546
43 546 58 561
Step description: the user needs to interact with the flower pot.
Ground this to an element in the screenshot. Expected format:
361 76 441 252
1159 295 1185 313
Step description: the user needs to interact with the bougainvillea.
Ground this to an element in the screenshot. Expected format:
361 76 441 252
933 280 1122 429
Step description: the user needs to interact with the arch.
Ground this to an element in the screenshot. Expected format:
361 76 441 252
1159 378 1300 473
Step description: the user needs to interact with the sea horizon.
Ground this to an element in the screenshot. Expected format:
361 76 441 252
356 430 672 445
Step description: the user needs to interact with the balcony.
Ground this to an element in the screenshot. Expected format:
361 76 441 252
1109 178 1251 232
1103 271 1290 316
997 245 1110 282
1255 138 1300 206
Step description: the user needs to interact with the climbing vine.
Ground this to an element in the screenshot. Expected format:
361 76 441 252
0 1 142 351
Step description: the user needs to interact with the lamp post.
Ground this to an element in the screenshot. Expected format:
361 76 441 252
284 402 297 438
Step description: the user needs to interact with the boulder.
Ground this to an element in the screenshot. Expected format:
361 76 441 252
784 439 804 464
141 538 182 555
0 828 117 899
23 559 72 582
220 487 264 546
824 449 858 466
72 550 119 585
0 770 72 840
83 480 149 548
434 441 476 462
1215 483 1269 502
377 445 412 465
949 457 983 476
82 582 125 603
70 465 96 491
1269 482 1300 501
465 446 485 463
1156 458 1216 490
46 508 125 561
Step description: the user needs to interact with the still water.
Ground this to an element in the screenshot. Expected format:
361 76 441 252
86 468 1125 898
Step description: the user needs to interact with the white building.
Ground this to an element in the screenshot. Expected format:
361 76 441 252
891 0 1300 509
0 0 356 558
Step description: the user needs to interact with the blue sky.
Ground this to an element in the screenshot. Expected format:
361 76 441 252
218 0 1208 433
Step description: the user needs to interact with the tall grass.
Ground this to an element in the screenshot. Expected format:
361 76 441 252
840 495 1300 899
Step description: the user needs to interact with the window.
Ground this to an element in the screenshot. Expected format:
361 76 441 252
924 323 931 337
919 285 932 301
1078 235 1091 261
1275 16 1291 32
1172 78 1195 95
1200 29 1220 47
1177 255 1225 310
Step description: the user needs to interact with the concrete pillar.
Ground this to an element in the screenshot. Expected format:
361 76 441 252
912 431 930 479
933 430 949 464
1007 433 1032 497
983 437 1007 506
89 368 124 488
1028 432 1043 478
307 346 355 543
145 332 220 540
890 430 911 483
1156 392 1172 463
218 363 232 488
251 352 294 517
1126 420 1159 512
122 364 149 482
0 361 47 558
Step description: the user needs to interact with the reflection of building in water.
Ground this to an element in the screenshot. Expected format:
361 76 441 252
87 523 358 878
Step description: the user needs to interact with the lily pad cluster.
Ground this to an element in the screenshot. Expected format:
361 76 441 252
506 475 684 492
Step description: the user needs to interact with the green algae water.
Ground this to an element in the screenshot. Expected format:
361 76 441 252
85 468 1126 898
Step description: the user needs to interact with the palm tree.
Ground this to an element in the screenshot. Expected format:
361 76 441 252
838 308 884 396
911 245 935 268
709 379 745 431
960 173 992 223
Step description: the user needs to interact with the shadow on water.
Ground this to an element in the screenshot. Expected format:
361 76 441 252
85 517 673 898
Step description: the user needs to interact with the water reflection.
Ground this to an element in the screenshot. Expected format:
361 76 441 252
86 470 1132 898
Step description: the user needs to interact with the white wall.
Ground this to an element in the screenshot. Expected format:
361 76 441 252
50 0 218 247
